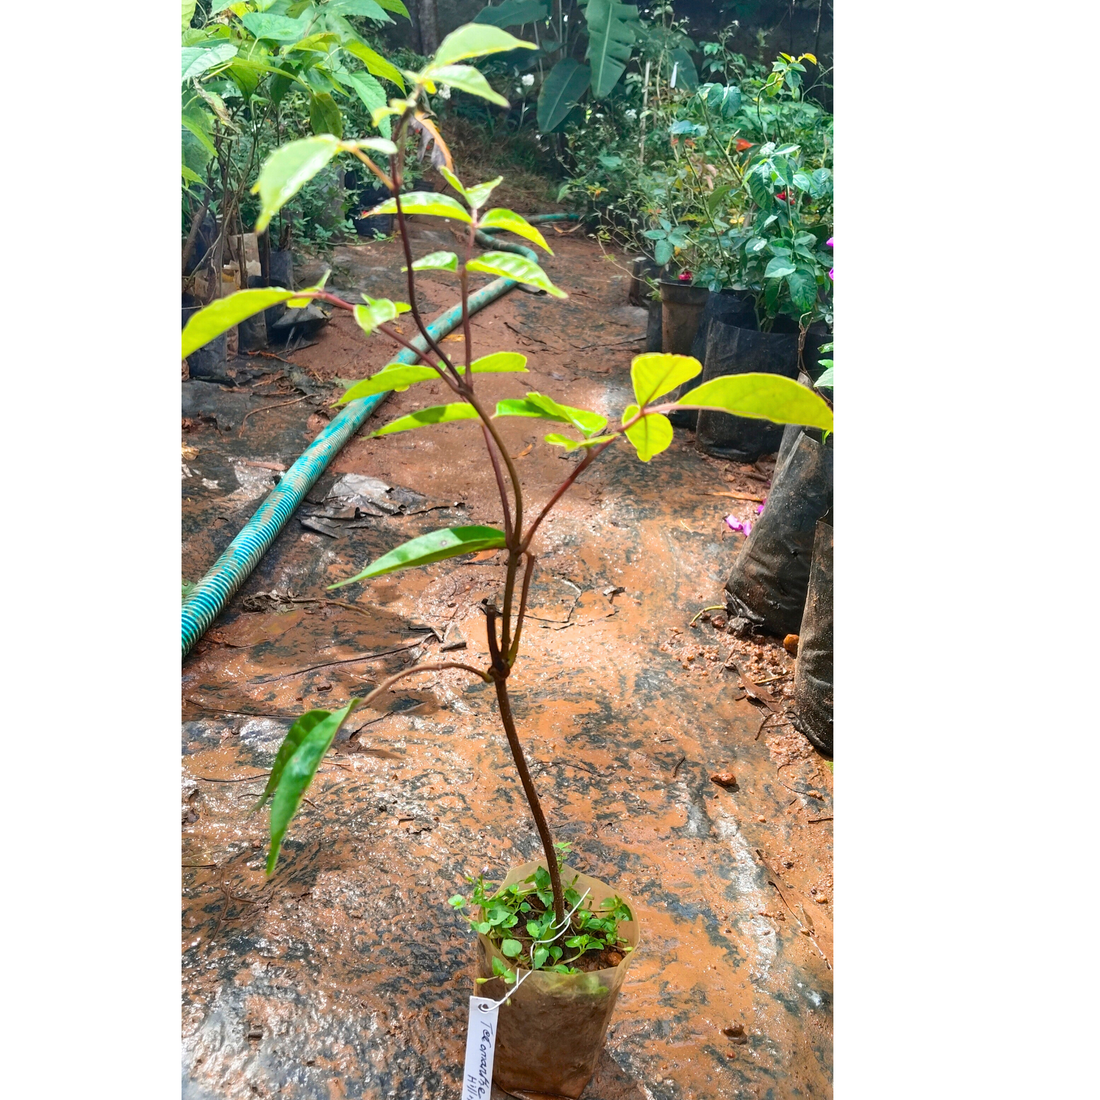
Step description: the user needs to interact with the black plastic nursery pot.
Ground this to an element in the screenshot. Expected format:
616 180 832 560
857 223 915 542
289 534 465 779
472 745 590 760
669 288 758 428
182 304 226 380
628 256 663 306
792 520 833 756
725 428 833 637
659 280 709 357
475 859 640 1100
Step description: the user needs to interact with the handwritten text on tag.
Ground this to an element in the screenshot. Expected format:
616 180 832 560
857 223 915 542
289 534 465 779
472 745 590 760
461 996 498 1100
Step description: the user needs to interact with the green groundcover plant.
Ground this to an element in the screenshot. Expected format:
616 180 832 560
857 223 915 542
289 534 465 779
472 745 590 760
181 21 834 979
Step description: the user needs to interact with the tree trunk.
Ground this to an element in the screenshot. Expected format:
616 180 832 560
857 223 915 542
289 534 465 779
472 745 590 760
418 0 440 56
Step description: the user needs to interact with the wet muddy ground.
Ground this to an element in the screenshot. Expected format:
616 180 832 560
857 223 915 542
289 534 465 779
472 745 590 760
182 225 833 1100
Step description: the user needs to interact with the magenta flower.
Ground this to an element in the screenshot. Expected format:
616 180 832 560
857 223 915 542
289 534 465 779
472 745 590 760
756 500 766 514
826 237 833 248
724 515 753 536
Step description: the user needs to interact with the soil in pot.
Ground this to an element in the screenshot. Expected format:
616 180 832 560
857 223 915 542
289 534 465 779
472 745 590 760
475 859 639 1100
659 281 709 357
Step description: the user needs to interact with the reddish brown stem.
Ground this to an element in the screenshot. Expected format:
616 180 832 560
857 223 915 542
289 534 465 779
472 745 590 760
493 676 566 924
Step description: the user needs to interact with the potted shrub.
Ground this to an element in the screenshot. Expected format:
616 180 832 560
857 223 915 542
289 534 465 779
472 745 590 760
181 23 835 1099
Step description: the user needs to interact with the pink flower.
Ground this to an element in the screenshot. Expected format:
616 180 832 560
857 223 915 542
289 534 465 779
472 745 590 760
724 515 753 536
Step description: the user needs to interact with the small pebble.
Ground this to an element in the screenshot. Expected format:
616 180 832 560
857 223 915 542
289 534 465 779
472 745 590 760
783 634 799 656
756 815 766 823
710 771 738 788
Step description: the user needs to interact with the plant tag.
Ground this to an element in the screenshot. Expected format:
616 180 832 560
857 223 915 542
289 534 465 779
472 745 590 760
461 996 498 1100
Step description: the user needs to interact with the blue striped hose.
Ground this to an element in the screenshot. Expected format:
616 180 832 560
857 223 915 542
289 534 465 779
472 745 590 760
181 214 580 657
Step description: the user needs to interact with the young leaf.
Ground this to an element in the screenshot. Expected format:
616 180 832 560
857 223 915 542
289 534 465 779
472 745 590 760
478 208 552 252
429 24 537 68
354 296 411 334
406 250 459 272
465 177 505 210
500 938 523 958
467 251 566 297
266 699 361 875
367 190 473 223
371 402 480 436
630 353 702 406
469 351 527 373
424 63 509 106
336 352 527 405
330 526 508 586
532 946 549 969
182 289 297 358
495 394 607 435
621 404 673 462
674 373 834 433
544 432 617 450
252 710 332 811
337 365 442 403
252 135 342 233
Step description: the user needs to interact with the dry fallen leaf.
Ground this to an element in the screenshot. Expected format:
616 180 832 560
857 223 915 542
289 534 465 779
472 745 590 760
470 549 501 562
514 443 533 458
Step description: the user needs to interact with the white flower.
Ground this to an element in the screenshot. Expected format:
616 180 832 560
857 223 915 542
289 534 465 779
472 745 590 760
437 85 451 100
625 108 637 121
521 73 534 87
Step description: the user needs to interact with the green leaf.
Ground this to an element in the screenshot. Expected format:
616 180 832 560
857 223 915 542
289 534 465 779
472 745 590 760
585 0 639 99
181 43 237 82
345 71 391 136
667 46 698 92
500 938 523 958
338 365 442 402
536 57 590 132
532 946 549 969
369 0 410 15
326 0 392 21
343 39 406 92
630 353 702 406
424 64 509 106
814 365 834 390
764 257 796 279
467 251 566 297
331 526 508 586
654 239 673 266
786 269 818 314
674 373 834 433
369 190 473 223
337 351 526 404
253 710 331 811
495 396 606 436
469 351 528 373
353 296 411 334
465 178 504 209
407 250 459 272
544 432 616 451
182 289 297 358
429 24 537 68
473 0 548 28
182 0 197 30
309 91 343 137
266 700 360 874
371 402 480 436
621 404 673 462
241 12 310 44
478 208 551 252
252 135 341 233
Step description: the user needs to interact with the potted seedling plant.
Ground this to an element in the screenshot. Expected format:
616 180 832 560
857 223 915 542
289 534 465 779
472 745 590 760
181 23 835 1100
